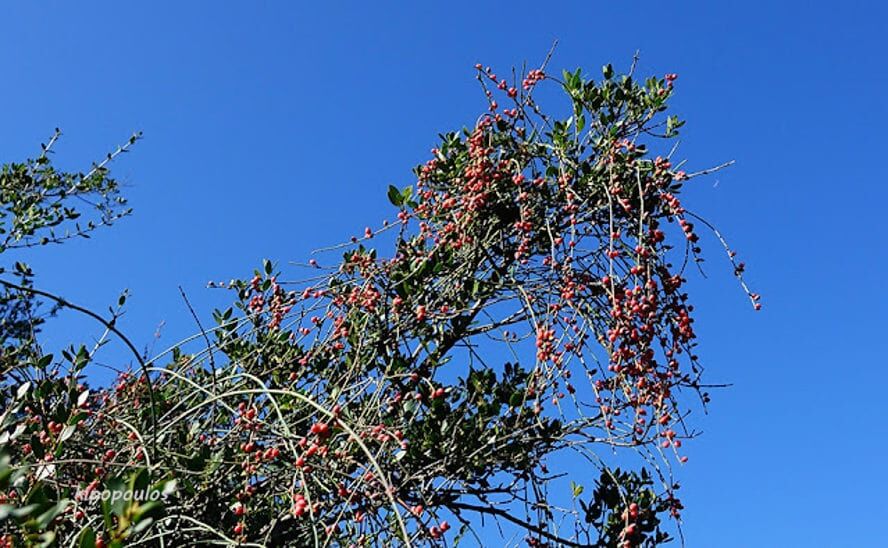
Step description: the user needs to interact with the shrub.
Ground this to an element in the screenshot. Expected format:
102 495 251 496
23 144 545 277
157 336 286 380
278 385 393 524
0 58 757 547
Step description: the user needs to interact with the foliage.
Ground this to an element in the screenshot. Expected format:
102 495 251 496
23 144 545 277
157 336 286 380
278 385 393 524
0 59 756 547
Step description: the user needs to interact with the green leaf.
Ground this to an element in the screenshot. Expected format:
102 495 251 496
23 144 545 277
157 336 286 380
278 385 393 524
59 424 76 443
35 500 68 529
403 399 418 414
133 499 163 524
387 185 403 207
106 476 128 518
571 480 584 498
666 115 685 136
34 531 56 547
132 514 155 533
130 468 150 496
10 503 41 519
77 527 96 548
205 450 224 476
68 411 87 426
76 389 90 408
0 468 13 490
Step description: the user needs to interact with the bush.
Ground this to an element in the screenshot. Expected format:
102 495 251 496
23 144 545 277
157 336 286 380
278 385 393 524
0 59 757 547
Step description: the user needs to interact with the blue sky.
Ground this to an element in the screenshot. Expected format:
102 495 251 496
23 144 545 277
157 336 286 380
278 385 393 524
1 1 886 545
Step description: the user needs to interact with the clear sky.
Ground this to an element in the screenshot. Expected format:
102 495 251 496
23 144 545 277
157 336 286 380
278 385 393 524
1 2 886 546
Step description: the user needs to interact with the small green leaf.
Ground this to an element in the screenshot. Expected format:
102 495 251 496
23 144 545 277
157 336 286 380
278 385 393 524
59 425 76 443
106 476 127 518
35 500 69 529
130 468 150 495
77 527 96 548
387 185 403 207
10 503 41 518
68 411 87 426
403 399 418 414
133 499 163 524
132 515 155 533
571 481 584 498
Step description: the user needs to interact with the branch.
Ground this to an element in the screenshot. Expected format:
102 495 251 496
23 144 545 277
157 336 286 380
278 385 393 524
449 500 588 547
0 277 158 455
